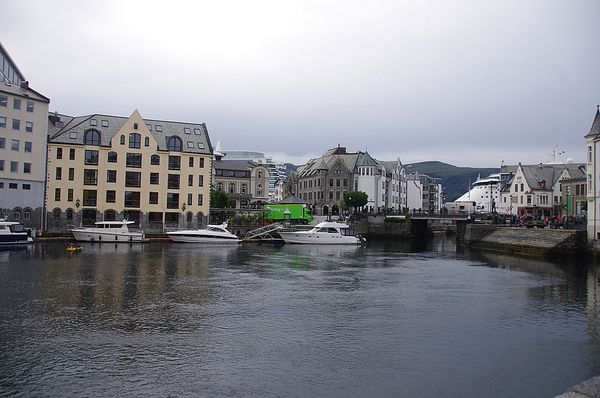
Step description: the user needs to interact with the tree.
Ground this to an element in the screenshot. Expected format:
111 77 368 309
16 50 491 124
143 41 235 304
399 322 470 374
210 189 234 209
343 191 368 212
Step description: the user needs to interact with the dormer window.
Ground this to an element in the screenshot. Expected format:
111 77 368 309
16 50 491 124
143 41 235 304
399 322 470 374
184 128 191 134
69 132 77 139
83 129 101 146
101 120 109 127
155 125 162 132
90 119 97 126
194 128 201 135
146 124 152 131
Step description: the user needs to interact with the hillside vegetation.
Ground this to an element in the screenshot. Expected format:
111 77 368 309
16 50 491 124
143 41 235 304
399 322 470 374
404 161 499 202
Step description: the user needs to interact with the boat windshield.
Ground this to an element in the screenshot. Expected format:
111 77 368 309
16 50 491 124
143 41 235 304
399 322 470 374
340 228 355 236
9 224 25 233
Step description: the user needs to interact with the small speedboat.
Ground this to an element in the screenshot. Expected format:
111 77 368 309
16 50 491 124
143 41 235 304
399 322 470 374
0 220 34 246
278 221 364 245
69 221 147 243
167 223 240 243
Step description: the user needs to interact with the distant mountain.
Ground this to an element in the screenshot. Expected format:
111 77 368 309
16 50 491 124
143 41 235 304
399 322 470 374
404 161 499 202
285 163 297 174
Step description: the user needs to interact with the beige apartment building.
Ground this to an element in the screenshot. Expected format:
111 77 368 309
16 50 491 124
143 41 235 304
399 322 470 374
46 110 212 233
0 42 50 229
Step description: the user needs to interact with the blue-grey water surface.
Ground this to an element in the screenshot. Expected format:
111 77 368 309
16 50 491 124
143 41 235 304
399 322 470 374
1 238 599 397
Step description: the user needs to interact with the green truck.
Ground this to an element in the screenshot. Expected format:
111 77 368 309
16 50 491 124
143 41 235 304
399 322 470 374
264 204 313 224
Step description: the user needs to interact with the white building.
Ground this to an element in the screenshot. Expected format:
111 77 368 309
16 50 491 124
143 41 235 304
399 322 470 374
406 172 443 213
586 106 600 241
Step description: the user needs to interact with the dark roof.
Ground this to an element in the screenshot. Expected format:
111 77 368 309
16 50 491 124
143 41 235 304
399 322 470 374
279 195 306 204
47 110 212 155
213 159 255 171
586 106 600 138
0 81 50 103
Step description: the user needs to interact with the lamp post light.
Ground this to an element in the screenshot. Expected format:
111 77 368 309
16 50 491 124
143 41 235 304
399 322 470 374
75 199 81 226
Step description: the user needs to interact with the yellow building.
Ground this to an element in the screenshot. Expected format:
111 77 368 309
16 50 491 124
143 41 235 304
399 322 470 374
0 42 50 229
46 110 212 233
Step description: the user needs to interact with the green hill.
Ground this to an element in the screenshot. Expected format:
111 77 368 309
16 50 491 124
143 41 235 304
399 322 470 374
404 161 499 202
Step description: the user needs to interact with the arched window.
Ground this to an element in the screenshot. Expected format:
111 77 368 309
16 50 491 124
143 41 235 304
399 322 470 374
24 208 31 220
104 209 117 221
256 184 263 197
229 183 235 194
13 209 21 220
186 212 193 223
120 135 125 145
167 136 183 151
83 129 101 145
66 209 74 221
520 183 524 191
52 208 61 221
258 171 263 178
144 137 150 147
197 212 204 223
151 155 160 165
107 151 118 162
129 133 141 149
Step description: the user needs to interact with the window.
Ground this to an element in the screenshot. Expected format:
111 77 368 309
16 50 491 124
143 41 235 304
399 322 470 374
83 190 97 206
24 162 31 174
589 146 593 163
108 151 117 162
134 123 138 130
520 183 524 191
101 120 109 127
168 174 180 189
90 119 98 126
194 128 201 135
55 188 61 201
126 153 142 168
189 157 194 167
66 209 73 220
198 143 205 149
106 190 116 203
149 192 159 204
167 136 182 151
84 169 98 185
83 129 100 145
188 175 194 186
9 183 18 189
10 161 17 172
69 131 78 139
24 141 32 152
150 172 159 184
198 175 204 187
12 119 20 130
129 133 141 148
256 184 263 197
145 137 149 147
199 158 204 168
169 155 181 170
13 98 21 110
52 208 61 220
0 95 6 106
67 188 73 201
146 124 152 131
155 125 162 132
197 194 203 205
22 184 31 190
120 135 125 145
26 101 34 112
167 193 179 209
229 182 235 193
0 137 4 148
85 150 99 165
151 155 160 165
69 148 75 160
24 121 33 132
184 127 191 134
0 116 5 128
107 170 117 182
125 171 141 187
329 178 333 187
13 210 21 220
241 183 246 194
343 178 348 187
24 209 31 219
187 141 194 148
187 193 193 205
55 167 62 180
11 139 19 151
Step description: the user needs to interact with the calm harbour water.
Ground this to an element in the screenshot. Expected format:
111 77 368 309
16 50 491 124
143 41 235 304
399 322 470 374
1 238 599 397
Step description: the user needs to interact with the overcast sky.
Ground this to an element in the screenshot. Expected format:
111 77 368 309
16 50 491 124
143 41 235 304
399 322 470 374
3 0 599 167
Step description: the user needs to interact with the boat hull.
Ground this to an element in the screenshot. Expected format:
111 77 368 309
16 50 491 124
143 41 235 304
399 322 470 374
167 233 240 243
71 230 146 243
278 231 361 245
0 235 33 245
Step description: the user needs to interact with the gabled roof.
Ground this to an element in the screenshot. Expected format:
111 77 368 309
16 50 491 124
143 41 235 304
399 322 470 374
280 195 306 204
512 163 586 190
356 151 379 167
47 110 212 155
586 106 600 138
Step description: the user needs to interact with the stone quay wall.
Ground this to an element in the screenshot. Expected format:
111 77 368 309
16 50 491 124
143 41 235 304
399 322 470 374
464 224 587 257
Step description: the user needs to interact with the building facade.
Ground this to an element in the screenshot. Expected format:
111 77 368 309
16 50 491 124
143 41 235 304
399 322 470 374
0 42 50 229
212 156 270 208
406 172 443 213
586 106 600 241
45 110 212 233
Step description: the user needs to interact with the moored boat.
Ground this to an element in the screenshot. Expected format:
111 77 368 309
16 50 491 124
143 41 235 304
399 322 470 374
278 221 364 245
167 223 240 243
69 221 147 243
0 220 34 246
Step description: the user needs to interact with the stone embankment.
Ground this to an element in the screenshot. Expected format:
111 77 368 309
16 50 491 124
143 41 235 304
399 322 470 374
556 376 600 397
463 224 587 257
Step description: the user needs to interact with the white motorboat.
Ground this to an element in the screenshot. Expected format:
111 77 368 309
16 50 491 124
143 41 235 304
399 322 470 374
167 223 240 243
0 220 34 245
278 221 364 245
69 221 147 243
